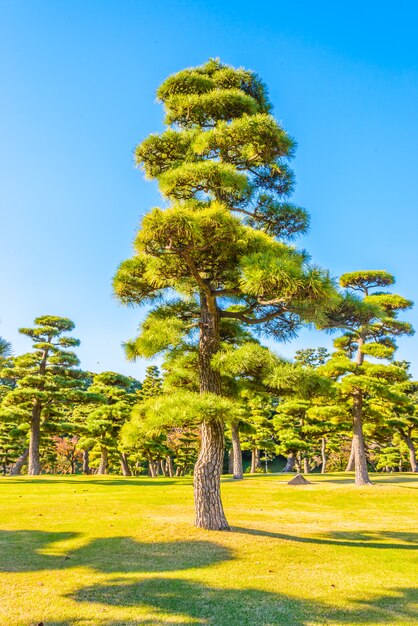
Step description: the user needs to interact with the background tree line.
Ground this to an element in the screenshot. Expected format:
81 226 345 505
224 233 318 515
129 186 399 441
1 309 416 480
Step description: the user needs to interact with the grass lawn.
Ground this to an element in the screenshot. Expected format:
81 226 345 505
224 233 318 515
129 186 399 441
0 473 417 625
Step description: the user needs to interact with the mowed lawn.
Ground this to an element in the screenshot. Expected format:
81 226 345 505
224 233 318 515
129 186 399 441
0 474 417 626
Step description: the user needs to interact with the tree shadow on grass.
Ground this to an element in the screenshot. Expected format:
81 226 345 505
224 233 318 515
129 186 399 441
0 530 80 572
2 531 417 625
68 579 418 625
232 527 418 550
2 477 182 487
0 530 232 573
370 475 418 485
73 536 232 574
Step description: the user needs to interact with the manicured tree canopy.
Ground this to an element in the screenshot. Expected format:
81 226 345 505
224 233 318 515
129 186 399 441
290 347 338 473
0 347 30 474
0 316 85 475
113 59 335 530
0 337 19 472
319 271 414 485
136 366 162 401
274 400 313 470
83 371 138 475
0 354 27 474
239 392 275 473
294 347 330 368
119 365 172 477
269 357 333 473
379 370 418 472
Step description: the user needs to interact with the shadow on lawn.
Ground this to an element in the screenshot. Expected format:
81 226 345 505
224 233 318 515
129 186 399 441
233 527 418 550
0 530 232 573
3 477 182 486
1 531 417 625
67 580 418 625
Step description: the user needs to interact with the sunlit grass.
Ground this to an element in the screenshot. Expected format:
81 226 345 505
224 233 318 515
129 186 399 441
0 473 417 625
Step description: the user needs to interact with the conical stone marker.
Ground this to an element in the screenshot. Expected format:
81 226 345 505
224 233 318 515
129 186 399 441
287 473 311 485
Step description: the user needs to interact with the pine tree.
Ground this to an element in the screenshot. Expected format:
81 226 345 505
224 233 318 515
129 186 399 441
289 347 335 473
320 271 414 485
240 392 275 473
379 368 418 472
391 391 418 472
0 337 12 359
0 339 22 473
137 366 162 401
120 365 169 477
83 371 138 475
113 59 335 530
0 316 84 474
294 347 330 368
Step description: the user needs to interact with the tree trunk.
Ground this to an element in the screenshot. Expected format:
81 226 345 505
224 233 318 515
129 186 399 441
10 448 29 475
82 450 90 475
282 452 295 472
251 448 260 473
303 457 310 474
28 345 50 476
403 434 418 472
166 455 174 477
194 419 229 530
321 437 327 474
148 459 158 477
120 453 131 476
228 448 233 474
28 401 42 475
353 391 372 486
159 459 168 476
97 447 108 475
231 422 243 480
295 453 302 473
345 437 355 471
194 291 229 531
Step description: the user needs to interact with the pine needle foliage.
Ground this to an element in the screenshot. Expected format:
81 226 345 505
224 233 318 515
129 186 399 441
318 271 414 485
0 316 86 475
113 59 336 530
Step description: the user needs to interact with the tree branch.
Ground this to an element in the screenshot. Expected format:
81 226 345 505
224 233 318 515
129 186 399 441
181 251 213 299
220 308 283 325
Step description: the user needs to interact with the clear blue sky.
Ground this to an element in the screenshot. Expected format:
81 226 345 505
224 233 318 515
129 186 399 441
1 0 418 379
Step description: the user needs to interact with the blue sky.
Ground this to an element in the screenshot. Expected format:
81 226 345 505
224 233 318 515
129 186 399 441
1 0 418 378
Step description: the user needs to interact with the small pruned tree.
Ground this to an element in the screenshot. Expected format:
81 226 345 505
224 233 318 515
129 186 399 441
239 392 275 473
136 366 161 401
381 372 418 472
0 316 85 475
294 347 330 368
319 271 414 485
120 365 169 477
84 371 138 475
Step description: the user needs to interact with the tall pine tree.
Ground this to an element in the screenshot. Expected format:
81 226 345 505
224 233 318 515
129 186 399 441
114 60 335 529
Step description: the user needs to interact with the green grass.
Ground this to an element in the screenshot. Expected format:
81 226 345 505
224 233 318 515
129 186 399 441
0 473 417 625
